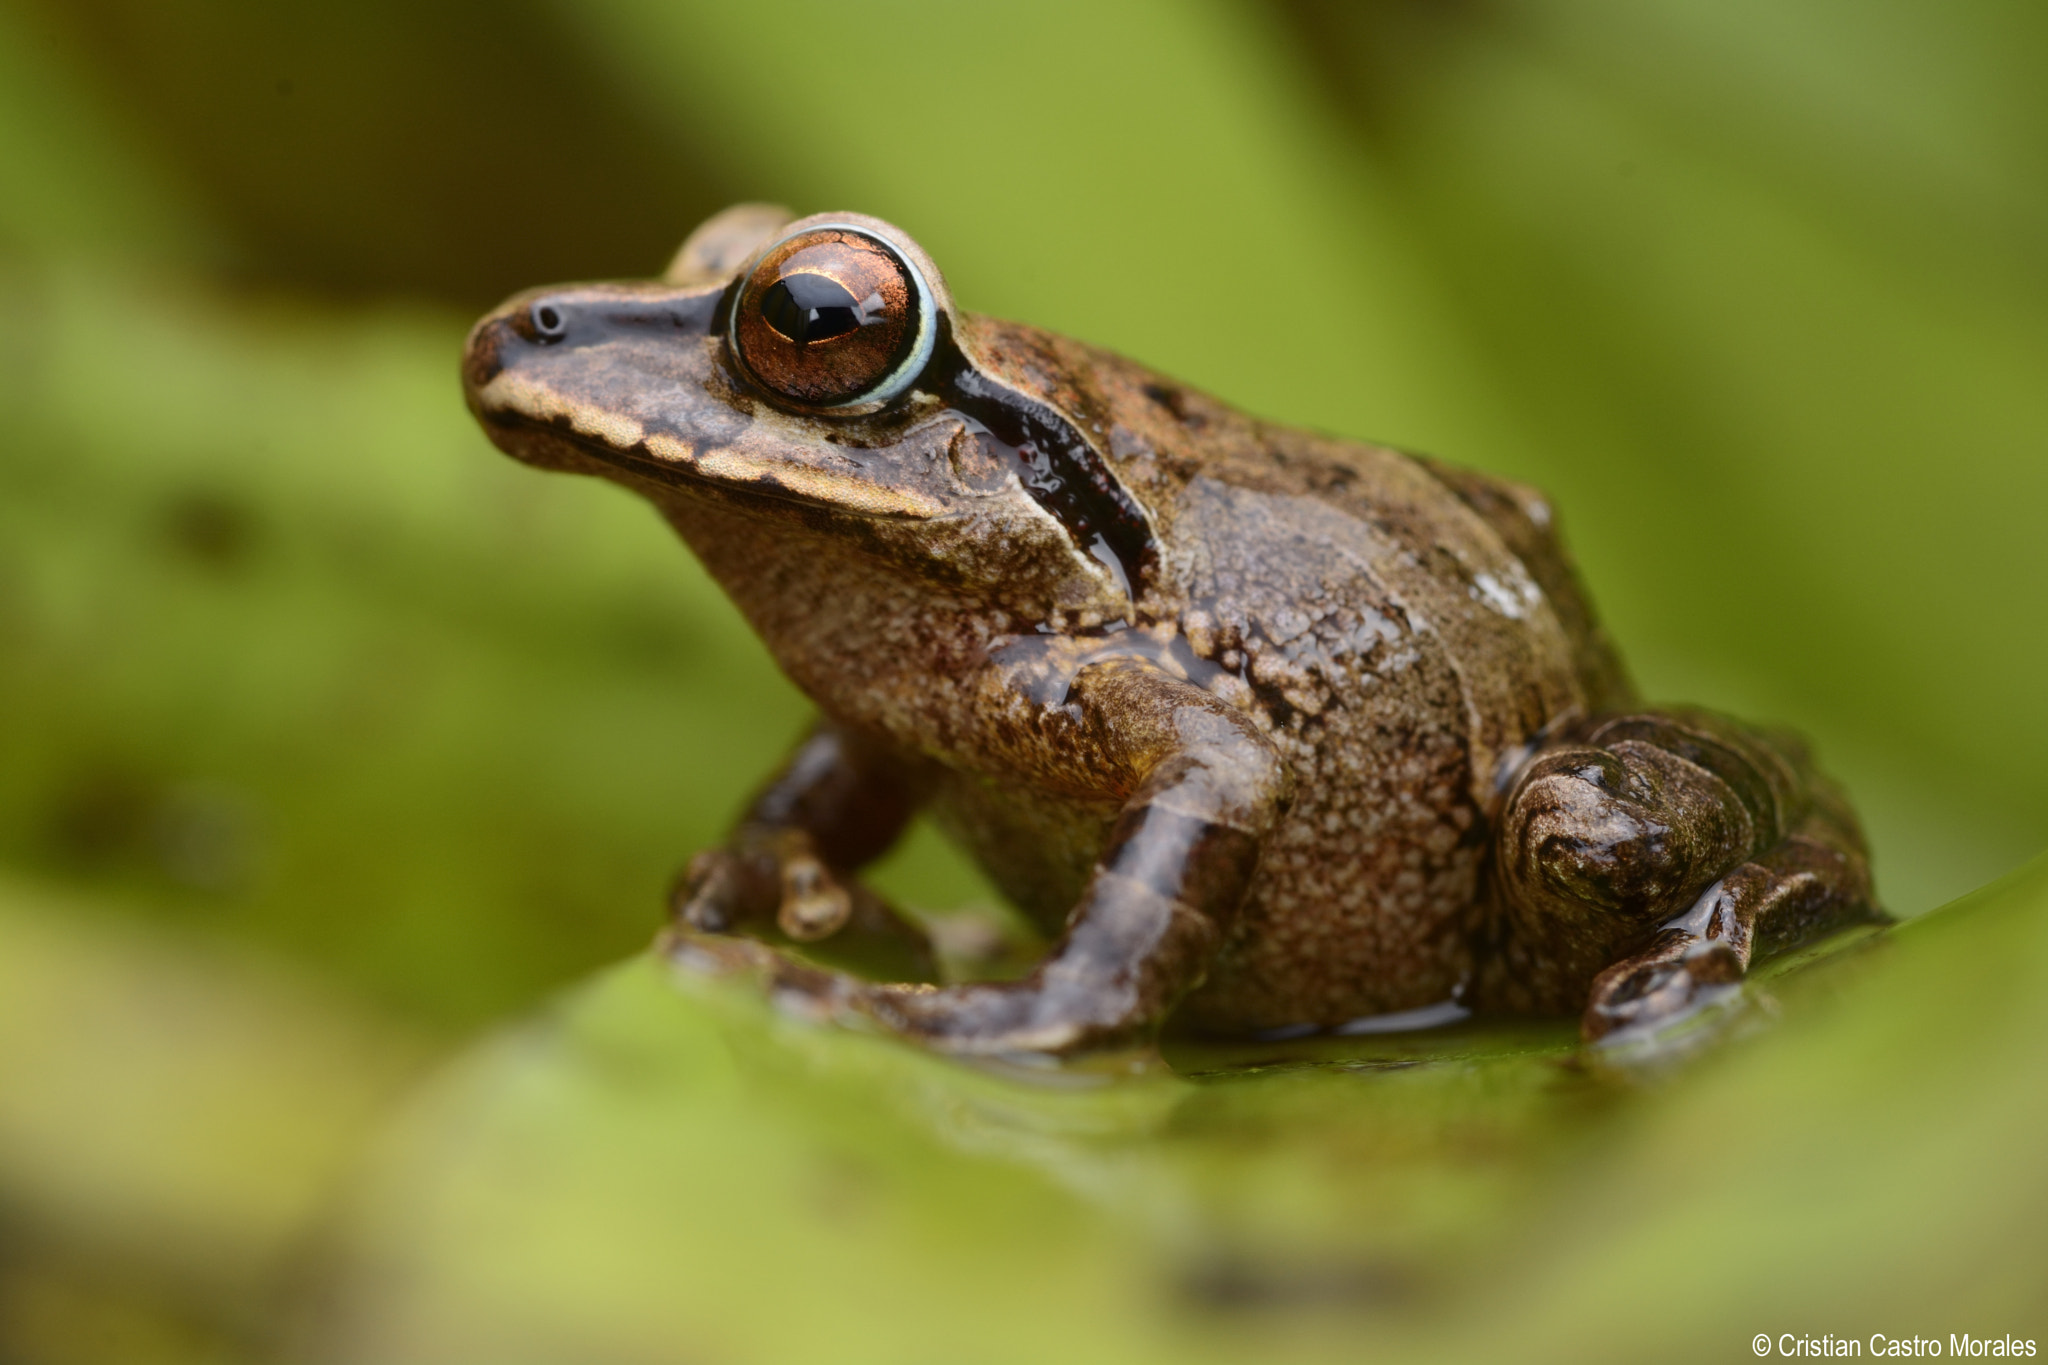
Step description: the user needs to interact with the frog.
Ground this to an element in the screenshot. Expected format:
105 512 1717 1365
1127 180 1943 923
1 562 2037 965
461 204 1884 1056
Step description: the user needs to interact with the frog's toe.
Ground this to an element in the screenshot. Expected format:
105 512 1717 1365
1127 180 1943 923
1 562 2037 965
668 831 860 943
670 848 752 933
858 980 1149 1057
1581 938 1744 1041
774 850 854 941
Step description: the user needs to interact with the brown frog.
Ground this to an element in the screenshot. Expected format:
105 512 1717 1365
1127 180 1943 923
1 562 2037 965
462 205 1883 1056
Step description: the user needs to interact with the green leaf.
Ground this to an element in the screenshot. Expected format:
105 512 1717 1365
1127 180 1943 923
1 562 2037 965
319 855 2048 1363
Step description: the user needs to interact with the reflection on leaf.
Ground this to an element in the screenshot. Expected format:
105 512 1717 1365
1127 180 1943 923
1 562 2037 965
321 856 2048 1363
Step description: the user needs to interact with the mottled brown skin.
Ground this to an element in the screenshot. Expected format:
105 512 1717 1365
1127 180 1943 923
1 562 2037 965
461 205 1884 1056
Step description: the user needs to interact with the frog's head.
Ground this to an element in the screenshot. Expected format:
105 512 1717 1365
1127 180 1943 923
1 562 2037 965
463 205 1156 627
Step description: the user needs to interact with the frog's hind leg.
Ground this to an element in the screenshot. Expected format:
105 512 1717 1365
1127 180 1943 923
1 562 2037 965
1579 797 1879 1039
1477 710 1885 1041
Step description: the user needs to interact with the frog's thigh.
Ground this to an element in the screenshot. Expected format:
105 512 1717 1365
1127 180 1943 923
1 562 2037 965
858 661 1294 1055
1480 710 1881 1038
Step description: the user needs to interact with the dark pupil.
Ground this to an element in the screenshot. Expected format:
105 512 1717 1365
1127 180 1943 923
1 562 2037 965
760 273 863 345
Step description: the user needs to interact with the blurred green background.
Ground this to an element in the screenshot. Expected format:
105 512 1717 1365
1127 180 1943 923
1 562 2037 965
0 1 2043 1361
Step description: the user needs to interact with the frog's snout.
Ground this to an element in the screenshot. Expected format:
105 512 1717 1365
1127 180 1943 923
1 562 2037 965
459 310 509 398
461 282 726 419
461 294 562 399
460 294 576 396
473 288 655 360
498 291 595 349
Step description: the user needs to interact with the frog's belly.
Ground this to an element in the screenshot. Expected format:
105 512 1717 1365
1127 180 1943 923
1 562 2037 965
1174 697 1483 1033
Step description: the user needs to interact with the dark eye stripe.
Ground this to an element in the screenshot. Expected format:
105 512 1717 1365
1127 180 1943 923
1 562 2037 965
929 330 1155 598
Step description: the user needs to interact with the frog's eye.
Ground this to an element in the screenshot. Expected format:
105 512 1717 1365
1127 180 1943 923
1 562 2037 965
729 224 935 410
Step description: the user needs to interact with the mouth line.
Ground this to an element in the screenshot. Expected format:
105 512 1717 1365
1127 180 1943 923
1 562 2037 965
485 407 940 521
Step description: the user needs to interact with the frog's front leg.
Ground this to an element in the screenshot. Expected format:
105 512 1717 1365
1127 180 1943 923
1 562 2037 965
1478 710 1885 1041
672 723 939 984
848 658 1293 1055
682 659 1292 1057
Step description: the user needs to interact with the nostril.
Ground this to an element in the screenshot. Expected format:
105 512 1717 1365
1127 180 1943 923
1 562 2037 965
530 301 568 342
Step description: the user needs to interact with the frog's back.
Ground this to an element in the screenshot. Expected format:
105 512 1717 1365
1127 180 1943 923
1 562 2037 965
1038 324 1631 721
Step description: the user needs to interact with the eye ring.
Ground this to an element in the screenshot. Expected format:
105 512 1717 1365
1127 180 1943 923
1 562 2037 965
727 222 936 412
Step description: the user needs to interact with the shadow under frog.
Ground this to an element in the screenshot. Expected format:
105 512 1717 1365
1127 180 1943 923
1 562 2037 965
461 205 1884 1057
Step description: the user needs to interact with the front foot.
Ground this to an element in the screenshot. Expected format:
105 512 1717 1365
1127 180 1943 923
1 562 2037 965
668 829 938 985
662 828 1194 1057
666 857 1218 1060
672 827 854 939
860 976 1152 1058
659 927 1155 1060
